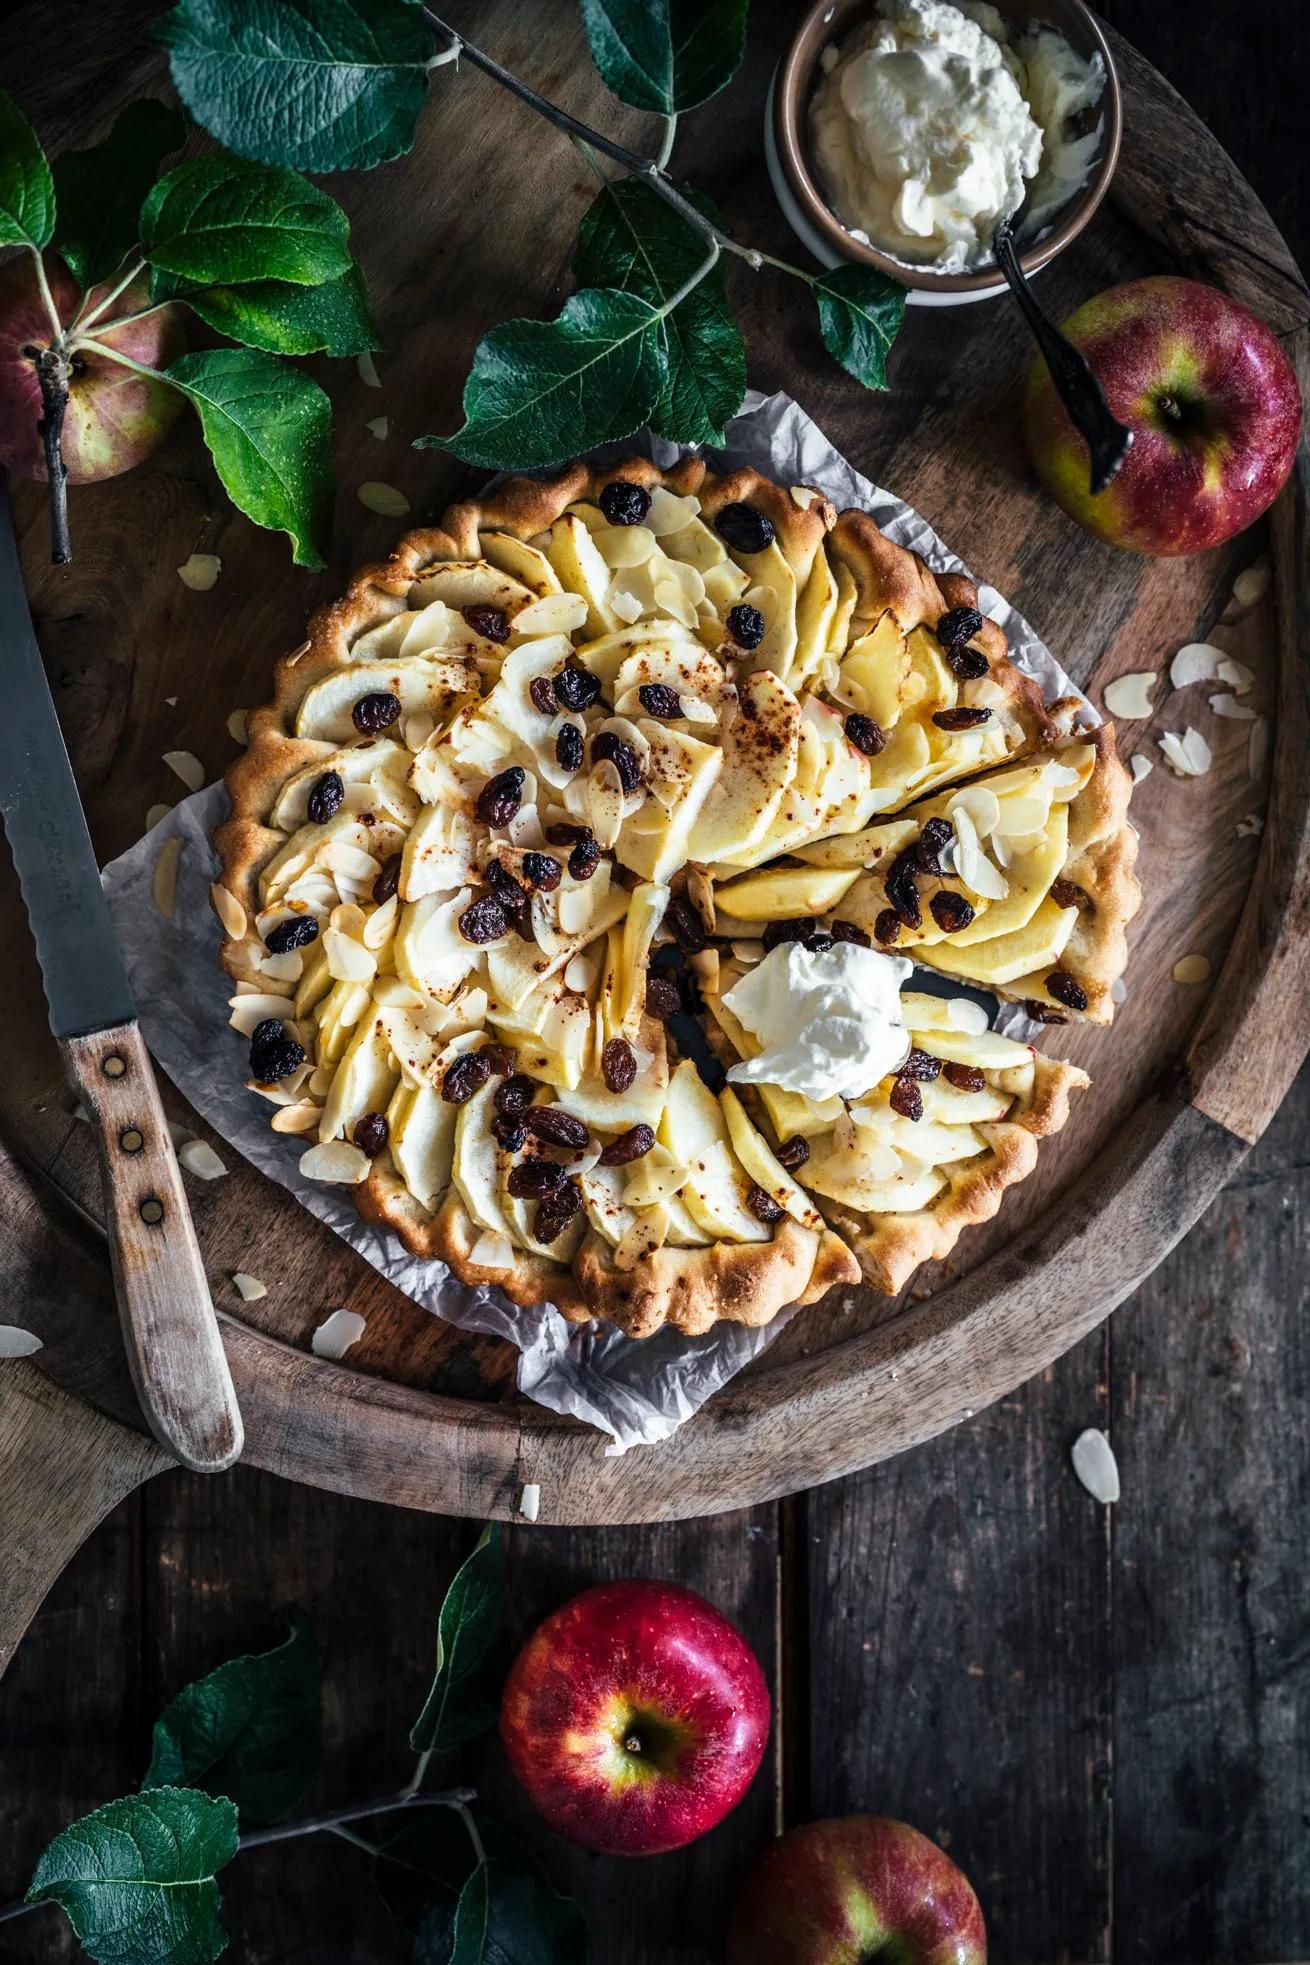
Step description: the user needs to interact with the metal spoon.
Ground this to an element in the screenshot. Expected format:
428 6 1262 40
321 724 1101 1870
992 210 1133 495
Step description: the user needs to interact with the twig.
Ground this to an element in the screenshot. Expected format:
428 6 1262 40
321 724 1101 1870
33 348 71 566
655 114 678 170
27 244 63 340
453 1801 487 1868
71 257 147 337
238 1784 477 1851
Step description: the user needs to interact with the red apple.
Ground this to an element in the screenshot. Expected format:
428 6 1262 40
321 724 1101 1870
499 1579 770 1857
0 251 185 483
727 1816 986 1965
1023 275 1302 555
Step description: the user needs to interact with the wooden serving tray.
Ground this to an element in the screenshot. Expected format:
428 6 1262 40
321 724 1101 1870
2 17 1308 1657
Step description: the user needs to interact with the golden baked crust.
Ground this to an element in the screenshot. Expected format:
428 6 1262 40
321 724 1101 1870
214 456 1129 1337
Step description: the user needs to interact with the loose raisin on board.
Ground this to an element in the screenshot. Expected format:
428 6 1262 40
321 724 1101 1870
599 481 651 526
599 1123 656 1167
715 501 773 553
307 771 344 824
265 915 319 954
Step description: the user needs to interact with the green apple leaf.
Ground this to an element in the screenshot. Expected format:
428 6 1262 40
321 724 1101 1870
142 1611 322 1827
26 1788 239 1965
141 154 352 291
0 89 55 250
441 1857 587 1965
579 0 749 115
575 178 744 446
182 265 378 356
165 348 333 568
425 289 665 473
812 263 907 394
51 102 186 287
158 0 433 173
409 1525 506 1754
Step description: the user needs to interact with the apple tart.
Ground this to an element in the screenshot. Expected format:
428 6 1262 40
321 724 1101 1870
215 457 1137 1338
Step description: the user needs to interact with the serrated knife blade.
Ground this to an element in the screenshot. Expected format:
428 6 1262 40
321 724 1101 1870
1 469 242 1475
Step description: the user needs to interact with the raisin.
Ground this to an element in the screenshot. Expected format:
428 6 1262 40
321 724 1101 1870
599 480 651 527
884 847 922 929
352 691 401 734
761 918 822 953
726 602 765 649
944 1062 986 1093
458 894 508 944
930 890 975 934
776 1134 810 1171
569 836 602 881
463 603 510 644
307 770 344 825
491 1116 527 1151
890 1074 924 1121
638 683 682 720
496 1074 535 1118
714 501 774 554
933 706 992 731
599 1123 656 1167
248 1018 305 1084
645 972 682 1021
1045 969 1088 1012
535 1176 583 1243
874 908 902 945
482 1044 514 1077
508 1158 566 1199
915 817 954 874
946 645 989 681
475 765 525 828
265 914 319 954
899 1048 942 1081
524 1106 590 1150
667 895 707 954
442 1051 492 1104
807 932 835 952
522 851 561 892
1050 877 1087 912
554 662 600 712
845 712 886 756
529 675 558 716
486 859 527 908
601 1038 637 1093
555 722 585 773
372 852 403 904
546 822 590 847
591 731 641 793
936 606 983 649
831 919 871 947
353 1111 389 1157
746 1183 784 1224
1022 999 1069 1024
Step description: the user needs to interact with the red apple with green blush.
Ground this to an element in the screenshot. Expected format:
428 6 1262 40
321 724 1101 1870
727 1816 986 1965
1023 275 1301 555
499 1578 770 1856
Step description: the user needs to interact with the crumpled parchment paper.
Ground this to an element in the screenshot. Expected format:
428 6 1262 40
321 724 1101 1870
101 390 1094 1453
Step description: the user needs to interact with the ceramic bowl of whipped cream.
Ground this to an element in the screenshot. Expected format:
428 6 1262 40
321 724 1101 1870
772 0 1121 304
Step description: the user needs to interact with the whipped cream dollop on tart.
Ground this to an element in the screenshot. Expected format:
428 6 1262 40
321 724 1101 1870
215 458 1139 1338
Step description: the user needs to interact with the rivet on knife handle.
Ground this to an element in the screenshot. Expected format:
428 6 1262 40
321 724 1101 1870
60 1021 243 1473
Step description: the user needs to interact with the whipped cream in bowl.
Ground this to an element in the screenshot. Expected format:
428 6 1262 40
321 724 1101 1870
723 941 913 1102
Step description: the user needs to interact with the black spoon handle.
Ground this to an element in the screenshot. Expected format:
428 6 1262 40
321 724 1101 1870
993 216 1134 495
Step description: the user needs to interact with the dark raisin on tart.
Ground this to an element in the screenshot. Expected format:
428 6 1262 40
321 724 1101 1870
1045 969 1089 1012
265 914 319 954
714 502 774 554
475 766 525 827
553 662 601 712
307 771 344 824
353 1112 389 1157
463 603 510 644
352 691 401 734
726 603 765 649
248 1018 305 1084
845 712 886 756
599 481 651 527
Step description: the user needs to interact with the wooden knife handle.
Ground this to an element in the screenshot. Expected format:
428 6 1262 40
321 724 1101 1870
59 1021 243 1473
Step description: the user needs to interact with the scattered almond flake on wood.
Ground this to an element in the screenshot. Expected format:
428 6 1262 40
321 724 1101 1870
1129 754 1152 784
1102 671 1156 720
1072 1427 1120 1503
164 695 178 707
366 415 389 440
177 552 221 591
1247 716 1270 780
167 1120 194 1150
516 1482 541 1523
227 709 248 745
357 351 381 388
1159 728 1212 777
1210 692 1257 721
210 883 247 939
1216 655 1254 695
311 1308 366 1360
1231 559 1270 609
1172 954 1211 985
1236 812 1264 839
153 836 184 917
179 1139 227 1179
163 749 205 793
357 480 409 517
232 1272 267 1302
1169 642 1225 690
1110 978 1128 1003
0 1326 43 1357
299 1139 370 1184
145 801 172 831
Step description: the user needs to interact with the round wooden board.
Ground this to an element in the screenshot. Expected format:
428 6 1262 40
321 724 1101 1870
3 13 1309 1535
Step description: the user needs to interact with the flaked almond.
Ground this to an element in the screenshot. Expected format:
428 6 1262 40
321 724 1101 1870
1231 560 1270 608
586 758 625 849
1247 716 1270 781
564 951 598 994
227 709 248 745
516 1481 541 1522
211 883 247 940
300 1140 370 1184
1159 728 1212 777
687 868 715 933
0 1325 43 1357
1236 812 1264 839
614 1206 668 1270
1172 953 1210 985
270 1101 324 1134
311 1307 366 1358
1130 754 1153 785
1071 1427 1120 1503
1216 655 1254 695
1169 642 1225 689
645 485 699 535
1102 671 1156 720
366 414 389 439
610 587 643 624
179 1139 227 1179
357 480 410 518
228 990 298 1034
357 351 382 388
948 997 990 1035
1209 692 1256 721
403 709 435 752
178 552 221 591
232 1272 267 1302
163 749 205 792
363 894 398 949
153 836 184 918
468 1229 515 1271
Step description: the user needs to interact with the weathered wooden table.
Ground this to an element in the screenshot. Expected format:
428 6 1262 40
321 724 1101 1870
2 2 1307 1959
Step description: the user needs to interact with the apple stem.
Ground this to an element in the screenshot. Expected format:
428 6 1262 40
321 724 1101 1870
71 256 146 339
33 347 71 567
623 1732 644 1755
